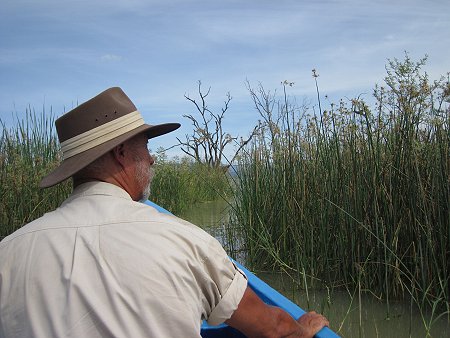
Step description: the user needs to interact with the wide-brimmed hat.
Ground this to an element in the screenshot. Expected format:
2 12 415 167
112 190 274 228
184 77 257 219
40 87 180 188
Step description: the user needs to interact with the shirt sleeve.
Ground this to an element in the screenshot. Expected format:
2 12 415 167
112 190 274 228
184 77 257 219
207 262 247 325
200 238 248 326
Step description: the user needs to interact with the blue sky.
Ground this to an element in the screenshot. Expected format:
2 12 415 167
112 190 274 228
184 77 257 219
1 0 449 158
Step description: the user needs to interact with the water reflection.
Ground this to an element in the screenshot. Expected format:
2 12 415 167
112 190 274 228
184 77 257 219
261 271 450 338
180 200 450 337
178 198 230 244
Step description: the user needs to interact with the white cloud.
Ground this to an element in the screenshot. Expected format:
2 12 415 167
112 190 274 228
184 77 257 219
100 54 123 62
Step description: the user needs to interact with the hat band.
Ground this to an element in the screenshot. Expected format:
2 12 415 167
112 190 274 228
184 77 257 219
60 110 145 159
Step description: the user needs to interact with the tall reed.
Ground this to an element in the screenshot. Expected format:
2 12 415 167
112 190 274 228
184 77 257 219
0 109 71 240
151 153 232 215
0 111 231 238
231 55 450 316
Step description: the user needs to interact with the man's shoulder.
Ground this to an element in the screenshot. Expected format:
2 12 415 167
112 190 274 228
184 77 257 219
0 208 60 245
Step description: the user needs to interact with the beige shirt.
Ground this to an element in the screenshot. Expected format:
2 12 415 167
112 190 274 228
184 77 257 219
0 182 247 337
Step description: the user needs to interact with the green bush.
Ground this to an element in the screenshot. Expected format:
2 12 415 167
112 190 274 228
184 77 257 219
151 155 232 215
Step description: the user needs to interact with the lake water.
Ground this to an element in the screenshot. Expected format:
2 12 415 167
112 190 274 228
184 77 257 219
179 200 450 338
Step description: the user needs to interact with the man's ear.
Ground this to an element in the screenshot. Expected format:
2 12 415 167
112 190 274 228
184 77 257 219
112 143 126 168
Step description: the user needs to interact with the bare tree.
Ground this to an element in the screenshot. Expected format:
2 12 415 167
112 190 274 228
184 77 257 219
175 81 258 168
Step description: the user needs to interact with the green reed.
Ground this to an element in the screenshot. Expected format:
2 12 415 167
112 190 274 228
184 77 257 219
151 155 232 215
230 55 449 317
0 108 72 240
1 110 231 238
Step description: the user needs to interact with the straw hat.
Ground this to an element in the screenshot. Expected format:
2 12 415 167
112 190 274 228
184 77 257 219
40 87 180 188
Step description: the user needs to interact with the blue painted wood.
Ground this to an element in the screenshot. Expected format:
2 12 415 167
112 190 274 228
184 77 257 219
144 200 340 337
231 261 339 338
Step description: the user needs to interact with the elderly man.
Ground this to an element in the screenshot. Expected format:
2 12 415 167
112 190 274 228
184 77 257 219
0 87 328 337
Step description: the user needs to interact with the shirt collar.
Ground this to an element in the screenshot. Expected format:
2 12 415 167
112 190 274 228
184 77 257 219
70 181 132 201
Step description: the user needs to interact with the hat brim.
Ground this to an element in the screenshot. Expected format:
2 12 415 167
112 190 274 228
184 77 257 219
39 122 180 188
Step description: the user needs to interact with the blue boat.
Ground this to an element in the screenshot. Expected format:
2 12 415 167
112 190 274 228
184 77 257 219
145 200 340 338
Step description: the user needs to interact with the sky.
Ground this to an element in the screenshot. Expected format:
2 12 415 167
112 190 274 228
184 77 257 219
1 0 449 158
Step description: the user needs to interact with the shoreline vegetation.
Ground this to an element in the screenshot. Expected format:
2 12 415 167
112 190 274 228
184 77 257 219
1 54 449 335
0 110 230 239
227 54 449 334
0 109 71 238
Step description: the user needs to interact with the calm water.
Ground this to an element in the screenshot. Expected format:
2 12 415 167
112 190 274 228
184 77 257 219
179 200 450 338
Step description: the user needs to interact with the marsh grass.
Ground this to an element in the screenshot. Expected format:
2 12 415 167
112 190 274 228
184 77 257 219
230 55 450 321
0 111 231 238
0 108 71 240
150 155 232 215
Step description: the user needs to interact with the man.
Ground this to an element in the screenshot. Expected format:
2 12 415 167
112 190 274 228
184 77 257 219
0 87 328 337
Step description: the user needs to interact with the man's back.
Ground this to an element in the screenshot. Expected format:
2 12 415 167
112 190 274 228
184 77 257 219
0 182 247 337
